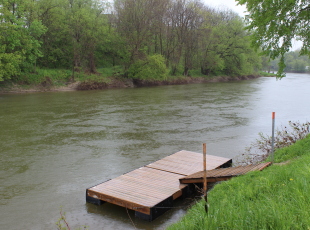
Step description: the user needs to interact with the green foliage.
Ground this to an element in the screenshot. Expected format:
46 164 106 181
65 0 111 73
35 0 72 68
0 0 263 84
7 66 121 86
76 74 111 84
0 0 46 80
14 69 72 85
284 51 310 73
236 0 310 78
199 14 261 76
268 50 310 73
169 63 185 76
168 135 310 230
188 68 205 77
97 66 124 78
258 71 277 77
127 54 168 80
0 50 22 81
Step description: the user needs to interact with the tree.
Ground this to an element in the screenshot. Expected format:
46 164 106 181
66 0 109 75
164 0 204 76
198 9 261 76
0 0 46 81
215 15 261 76
269 50 310 73
113 0 162 65
236 0 310 77
36 0 72 69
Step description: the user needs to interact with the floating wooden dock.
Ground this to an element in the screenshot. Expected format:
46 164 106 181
86 150 232 221
179 162 272 184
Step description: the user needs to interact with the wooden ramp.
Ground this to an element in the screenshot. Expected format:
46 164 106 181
179 162 272 184
86 150 232 221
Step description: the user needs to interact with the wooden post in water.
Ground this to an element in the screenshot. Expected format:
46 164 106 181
203 143 208 213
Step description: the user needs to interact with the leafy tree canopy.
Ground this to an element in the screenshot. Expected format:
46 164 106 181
237 0 310 77
266 50 310 73
0 0 46 81
0 0 262 82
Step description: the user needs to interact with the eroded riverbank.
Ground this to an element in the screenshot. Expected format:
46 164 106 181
0 75 260 94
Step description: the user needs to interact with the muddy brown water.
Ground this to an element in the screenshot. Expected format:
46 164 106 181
1 73 310 230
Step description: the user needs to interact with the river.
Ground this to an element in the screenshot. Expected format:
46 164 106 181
1 73 309 230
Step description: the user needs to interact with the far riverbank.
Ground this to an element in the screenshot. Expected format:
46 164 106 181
0 74 261 94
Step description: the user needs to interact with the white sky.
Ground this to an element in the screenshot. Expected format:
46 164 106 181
202 0 247 16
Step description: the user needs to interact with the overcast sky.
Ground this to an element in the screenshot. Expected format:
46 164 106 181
202 0 247 16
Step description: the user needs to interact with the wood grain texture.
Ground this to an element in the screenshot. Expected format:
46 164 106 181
179 162 272 184
87 150 232 216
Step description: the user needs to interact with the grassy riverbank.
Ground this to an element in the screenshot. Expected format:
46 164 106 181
168 135 310 230
258 71 277 77
0 67 260 93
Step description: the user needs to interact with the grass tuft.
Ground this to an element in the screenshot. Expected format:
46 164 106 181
259 71 277 77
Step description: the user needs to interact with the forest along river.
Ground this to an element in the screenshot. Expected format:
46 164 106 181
1 73 310 230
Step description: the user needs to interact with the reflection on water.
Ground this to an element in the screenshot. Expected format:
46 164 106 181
0 73 310 229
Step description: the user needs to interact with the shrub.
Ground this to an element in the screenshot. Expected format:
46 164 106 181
127 54 168 80
0 52 22 81
235 121 310 165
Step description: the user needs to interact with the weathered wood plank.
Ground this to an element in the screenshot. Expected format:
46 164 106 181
88 167 186 206
86 150 232 221
179 162 272 184
87 189 151 215
146 150 230 175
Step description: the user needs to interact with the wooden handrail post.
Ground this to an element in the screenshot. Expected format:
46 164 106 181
203 143 208 213
271 112 275 163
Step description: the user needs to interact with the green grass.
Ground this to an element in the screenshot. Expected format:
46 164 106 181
10 66 125 86
97 66 124 78
72 66 124 83
14 68 72 85
259 71 277 77
188 69 206 77
168 135 310 230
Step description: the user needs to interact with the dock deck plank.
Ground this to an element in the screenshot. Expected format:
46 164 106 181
179 162 272 184
86 150 232 219
146 150 230 175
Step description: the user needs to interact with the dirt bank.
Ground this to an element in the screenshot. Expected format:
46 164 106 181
132 75 259 87
0 75 260 94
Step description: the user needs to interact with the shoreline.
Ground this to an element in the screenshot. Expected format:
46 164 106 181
0 75 260 94
168 134 310 229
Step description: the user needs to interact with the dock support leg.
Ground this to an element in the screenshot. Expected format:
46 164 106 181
135 196 173 221
181 184 196 199
86 189 105 205
220 159 233 168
